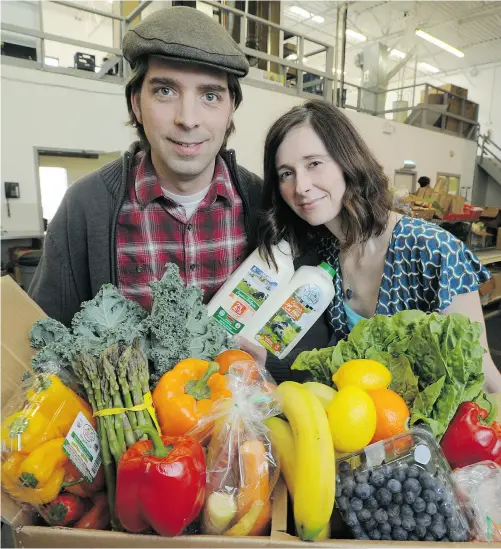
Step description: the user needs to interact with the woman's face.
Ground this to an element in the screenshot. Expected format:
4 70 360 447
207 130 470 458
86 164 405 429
276 123 346 227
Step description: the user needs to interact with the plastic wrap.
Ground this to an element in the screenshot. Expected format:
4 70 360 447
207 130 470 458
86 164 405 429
453 461 501 542
1 364 107 527
335 428 474 542
187 360 280 536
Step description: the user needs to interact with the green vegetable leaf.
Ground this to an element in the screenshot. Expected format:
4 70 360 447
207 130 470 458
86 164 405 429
386 355 419 406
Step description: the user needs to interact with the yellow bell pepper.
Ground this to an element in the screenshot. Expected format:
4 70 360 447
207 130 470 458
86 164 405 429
1 405 62 455
1 453 65 506
26 374 96 433
18 437 68 488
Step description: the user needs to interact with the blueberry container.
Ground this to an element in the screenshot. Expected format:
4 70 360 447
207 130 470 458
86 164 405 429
335 428 474 542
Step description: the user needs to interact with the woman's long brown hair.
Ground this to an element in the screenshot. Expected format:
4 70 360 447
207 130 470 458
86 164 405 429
258 99 391 268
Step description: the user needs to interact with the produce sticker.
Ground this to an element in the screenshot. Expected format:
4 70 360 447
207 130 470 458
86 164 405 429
63 412 102 483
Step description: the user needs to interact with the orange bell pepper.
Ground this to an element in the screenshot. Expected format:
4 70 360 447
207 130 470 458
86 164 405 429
152 358 231 436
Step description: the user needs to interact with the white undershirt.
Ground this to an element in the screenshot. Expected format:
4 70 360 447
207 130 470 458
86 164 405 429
162 185 211 220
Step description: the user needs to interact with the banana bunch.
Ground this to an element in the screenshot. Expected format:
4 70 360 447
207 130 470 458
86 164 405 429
266 382 336 541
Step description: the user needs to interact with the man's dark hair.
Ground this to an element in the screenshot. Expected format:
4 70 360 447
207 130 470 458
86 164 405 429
418 176 431 188
125 56 243 151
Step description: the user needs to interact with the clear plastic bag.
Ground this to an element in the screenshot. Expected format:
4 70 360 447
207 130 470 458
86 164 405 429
187 360 280 536
453 461 501 542
1 363 105 527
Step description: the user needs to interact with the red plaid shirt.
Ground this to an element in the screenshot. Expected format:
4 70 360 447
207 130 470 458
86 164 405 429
116 151 248 310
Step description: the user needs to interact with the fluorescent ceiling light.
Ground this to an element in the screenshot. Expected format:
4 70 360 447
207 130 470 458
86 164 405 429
419 62 440 74
415 29 464 58
286 5 325 24
346 29 367 42
286 54 308 63
44 56 59 67
288 6 311 19
390 49 406 59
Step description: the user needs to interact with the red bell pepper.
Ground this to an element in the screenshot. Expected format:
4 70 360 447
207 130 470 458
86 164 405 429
116 426 206 537
441 401 501 469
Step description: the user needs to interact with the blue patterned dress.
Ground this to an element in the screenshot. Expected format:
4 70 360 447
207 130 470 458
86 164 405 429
319 216 491 340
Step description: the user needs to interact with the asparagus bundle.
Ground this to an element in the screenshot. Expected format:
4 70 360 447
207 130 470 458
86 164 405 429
72 340 155 527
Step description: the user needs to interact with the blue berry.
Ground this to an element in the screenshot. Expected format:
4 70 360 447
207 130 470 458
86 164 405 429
412 497 426 513
342 477 356 497
420 472 436 489
415 524 427 539
344 511 359 527
352 527 369 540
409 534 419 541
404 491 416 504
402 516 416 531
393 467 407 483
337 496 348 510
449 528 469 542
407 465 420 478
369 529 381 540
371 470 385 487
357 509 371 523
393 492 404 504
376 487 392 506
339 461 351 476
403 478 421 495
355 471 369 484
381 464 393 478
381 534 392 540
416 513 432 528
421 489 437 503
365 518 377 530
380 522 392 534
446 516 460 530
430 521 447 539
350 497 363 512
354 483 372 500
387 479 402 494
439 500 454 517
389 516 402 527
401 504 414 518
426 502 438 515
424 534 435 541
387 503 400 518
374 509 388 524
392 526 409 541
364 496 378 510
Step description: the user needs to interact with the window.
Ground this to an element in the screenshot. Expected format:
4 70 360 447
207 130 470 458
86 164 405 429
39 167 68 223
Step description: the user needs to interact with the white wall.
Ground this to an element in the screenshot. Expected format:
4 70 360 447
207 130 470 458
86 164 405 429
0 64 477 238
233 83 477 193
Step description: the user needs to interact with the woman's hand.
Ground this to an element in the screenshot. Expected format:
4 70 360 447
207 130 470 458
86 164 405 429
234 336 267 368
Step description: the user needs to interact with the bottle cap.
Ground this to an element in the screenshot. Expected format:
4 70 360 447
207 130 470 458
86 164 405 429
319 261 336 279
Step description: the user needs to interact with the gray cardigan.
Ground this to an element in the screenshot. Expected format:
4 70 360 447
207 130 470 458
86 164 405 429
29 143 331 382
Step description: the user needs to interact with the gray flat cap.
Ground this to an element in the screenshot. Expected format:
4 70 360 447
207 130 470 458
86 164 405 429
122 6 249 77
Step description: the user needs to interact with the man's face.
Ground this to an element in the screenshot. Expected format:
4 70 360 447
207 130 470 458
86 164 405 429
132 57 234 185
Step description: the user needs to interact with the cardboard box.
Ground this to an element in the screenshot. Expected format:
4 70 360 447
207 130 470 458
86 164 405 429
449 195 465 214
436 83 468 99
2 277 501 548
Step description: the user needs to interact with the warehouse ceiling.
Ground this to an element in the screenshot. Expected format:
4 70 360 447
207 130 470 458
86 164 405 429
282 1 501 84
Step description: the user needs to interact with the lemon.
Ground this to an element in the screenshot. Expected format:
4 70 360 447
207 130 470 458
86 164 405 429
332 359 391 391
303 382 337 410
327 386 377 453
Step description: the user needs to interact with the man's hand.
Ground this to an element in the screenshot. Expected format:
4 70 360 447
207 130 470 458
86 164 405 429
234 336 267 368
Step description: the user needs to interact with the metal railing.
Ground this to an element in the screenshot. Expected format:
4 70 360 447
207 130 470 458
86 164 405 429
479 134 501 166
0 0 480 140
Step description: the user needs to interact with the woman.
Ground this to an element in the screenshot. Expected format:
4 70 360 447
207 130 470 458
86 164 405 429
244 99 500 392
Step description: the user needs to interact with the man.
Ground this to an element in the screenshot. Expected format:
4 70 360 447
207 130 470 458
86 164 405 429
30 6 261 320
29 6 329 382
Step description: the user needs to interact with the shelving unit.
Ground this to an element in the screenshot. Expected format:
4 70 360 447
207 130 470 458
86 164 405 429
477 248 501 320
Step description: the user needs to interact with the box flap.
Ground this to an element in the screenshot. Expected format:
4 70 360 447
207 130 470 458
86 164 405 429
1 276 46 404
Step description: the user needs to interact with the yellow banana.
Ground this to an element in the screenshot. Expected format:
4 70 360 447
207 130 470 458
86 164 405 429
265 416 331 541
276 382 335 541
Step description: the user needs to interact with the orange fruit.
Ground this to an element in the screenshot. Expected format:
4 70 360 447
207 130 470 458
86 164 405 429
215 349 255 374
367 388 410 443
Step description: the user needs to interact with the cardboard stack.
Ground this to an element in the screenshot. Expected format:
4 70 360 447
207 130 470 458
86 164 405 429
420 84 478 137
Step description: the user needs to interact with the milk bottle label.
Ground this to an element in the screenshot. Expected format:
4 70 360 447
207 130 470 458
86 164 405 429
254 283 323 357
213 265 279 335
